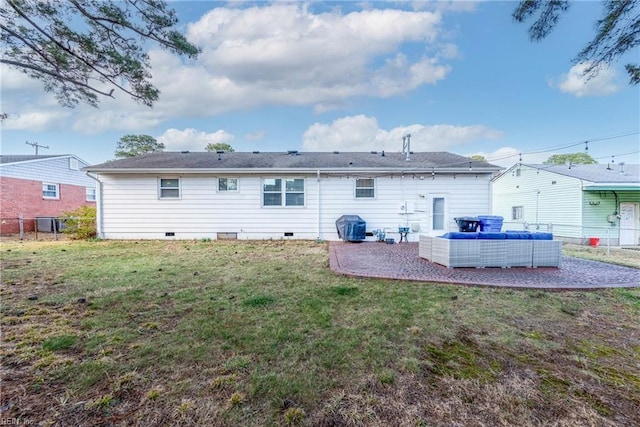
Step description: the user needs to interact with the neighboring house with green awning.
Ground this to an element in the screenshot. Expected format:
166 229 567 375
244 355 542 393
492 163 640 246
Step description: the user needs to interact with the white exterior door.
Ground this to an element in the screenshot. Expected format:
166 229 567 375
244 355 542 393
619 202 639 246
425 195 448 236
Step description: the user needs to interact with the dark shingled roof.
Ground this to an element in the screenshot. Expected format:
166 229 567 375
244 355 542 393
524 163 639 184
0 155 70 164
86 151 502 172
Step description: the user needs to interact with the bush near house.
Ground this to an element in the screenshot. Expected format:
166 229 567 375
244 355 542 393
60 206 96 239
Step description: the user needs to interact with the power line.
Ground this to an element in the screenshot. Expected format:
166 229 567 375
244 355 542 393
484 130 639 163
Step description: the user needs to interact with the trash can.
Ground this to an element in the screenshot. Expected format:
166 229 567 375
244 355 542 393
335 215 366 242
589 237 600 247
454 217 480 232
478 215 504 232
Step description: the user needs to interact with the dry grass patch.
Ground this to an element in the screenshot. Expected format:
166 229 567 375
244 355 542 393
1 239 638 426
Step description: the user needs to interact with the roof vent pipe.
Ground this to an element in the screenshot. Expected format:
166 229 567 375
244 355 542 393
619 162 625 174
402 134 411 161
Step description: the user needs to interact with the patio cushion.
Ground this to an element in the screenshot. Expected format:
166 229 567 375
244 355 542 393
440 232 479 239
478 232 506 239
505 232 532 240
530 233 553 240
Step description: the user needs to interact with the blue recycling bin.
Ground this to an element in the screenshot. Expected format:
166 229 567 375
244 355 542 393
478 215 504 232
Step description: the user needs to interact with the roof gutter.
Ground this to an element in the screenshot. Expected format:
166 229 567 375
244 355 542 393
83 166 503 175
85 172 103 238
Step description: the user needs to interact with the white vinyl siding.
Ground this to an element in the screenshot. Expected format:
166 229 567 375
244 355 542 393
0 156 93 188
159 178 180 199
492 165 584 238
42 182 59 199
97 172 493 241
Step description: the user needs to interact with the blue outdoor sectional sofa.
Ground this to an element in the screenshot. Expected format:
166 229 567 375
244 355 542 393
419 231 562 268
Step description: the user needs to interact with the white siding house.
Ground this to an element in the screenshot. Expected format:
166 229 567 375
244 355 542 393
86 151 502 241
492 163 640 246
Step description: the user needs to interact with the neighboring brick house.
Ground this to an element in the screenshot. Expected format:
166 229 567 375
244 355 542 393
0 155 97 234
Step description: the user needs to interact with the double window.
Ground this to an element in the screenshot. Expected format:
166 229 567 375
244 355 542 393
263 178 304 207
42 183 59 199
159 178 180 199
355 178 375 198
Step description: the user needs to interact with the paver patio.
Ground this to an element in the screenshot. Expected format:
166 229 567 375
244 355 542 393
329 242 639 290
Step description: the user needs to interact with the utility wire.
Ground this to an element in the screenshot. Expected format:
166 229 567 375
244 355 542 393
484 130 639 164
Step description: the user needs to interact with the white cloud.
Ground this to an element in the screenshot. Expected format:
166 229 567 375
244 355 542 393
552 63 620 97
156 128 235 151
302 115 503 152
2 110 72 131
0 65 42 91
151 3 452 116
0 3 464 133
244 130 265 141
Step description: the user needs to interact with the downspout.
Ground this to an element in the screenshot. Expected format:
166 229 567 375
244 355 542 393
317 169 321 241
85 172 104 238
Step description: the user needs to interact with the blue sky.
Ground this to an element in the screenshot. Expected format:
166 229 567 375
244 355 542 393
1 1 639 167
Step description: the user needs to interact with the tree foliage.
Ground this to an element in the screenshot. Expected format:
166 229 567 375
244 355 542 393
543 152 598 165
115 134 164 158
470 154 487 162
60 205 96 240
0 0 200 108
205 143 235 152
513 0 639 85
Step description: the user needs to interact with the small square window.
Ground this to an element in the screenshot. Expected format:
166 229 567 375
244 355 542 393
355 178 375 198
86 187 96 201
159 178 180 199
42 183 59 199
218 177 239 192
512 206 524 220
69 158 79 170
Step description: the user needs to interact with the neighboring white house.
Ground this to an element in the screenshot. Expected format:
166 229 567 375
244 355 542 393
85 151 502 241
492 163 640 246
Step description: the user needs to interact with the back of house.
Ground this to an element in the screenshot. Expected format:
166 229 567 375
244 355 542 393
85 151 503 241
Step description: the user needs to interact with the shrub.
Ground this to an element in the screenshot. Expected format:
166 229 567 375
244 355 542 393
60 206 96 240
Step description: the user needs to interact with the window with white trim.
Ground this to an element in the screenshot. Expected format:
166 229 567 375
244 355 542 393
263 178 305 207
218 177 239 192
159 178 180 199
42 183 59 199
512 206 524 220
355 178 375 198
86 187 96 201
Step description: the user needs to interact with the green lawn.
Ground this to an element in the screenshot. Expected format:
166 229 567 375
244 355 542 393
1 239 639 426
